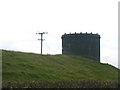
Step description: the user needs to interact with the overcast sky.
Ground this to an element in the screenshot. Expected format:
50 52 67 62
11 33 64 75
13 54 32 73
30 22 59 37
0 0 119 68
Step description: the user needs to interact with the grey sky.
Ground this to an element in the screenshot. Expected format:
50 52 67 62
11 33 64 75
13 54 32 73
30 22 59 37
0 0 118 68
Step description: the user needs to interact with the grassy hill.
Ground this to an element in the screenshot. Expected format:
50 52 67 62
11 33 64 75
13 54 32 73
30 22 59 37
2 50 119 88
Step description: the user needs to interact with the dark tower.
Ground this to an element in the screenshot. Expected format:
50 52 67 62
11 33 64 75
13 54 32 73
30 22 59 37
61 32 100 61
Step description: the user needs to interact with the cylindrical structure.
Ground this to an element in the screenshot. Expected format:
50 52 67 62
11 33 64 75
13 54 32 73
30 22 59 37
61 32 100 61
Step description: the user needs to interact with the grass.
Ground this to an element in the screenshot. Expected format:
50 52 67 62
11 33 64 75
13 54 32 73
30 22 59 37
2 50 120 88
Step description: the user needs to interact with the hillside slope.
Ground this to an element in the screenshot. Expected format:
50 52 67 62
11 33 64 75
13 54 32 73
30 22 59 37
2 50 119 82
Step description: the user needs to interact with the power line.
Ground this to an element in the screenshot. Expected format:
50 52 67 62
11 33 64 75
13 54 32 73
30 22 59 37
36 32 48 54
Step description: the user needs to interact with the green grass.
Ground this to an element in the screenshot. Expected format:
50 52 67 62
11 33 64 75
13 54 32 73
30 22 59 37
2 50 119 82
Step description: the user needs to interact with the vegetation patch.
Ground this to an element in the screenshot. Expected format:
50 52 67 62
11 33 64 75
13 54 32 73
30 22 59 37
2 50 120 88
2 80 119 88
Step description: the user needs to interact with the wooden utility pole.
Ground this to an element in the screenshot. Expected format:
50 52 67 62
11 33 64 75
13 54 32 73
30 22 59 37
36 32 48 54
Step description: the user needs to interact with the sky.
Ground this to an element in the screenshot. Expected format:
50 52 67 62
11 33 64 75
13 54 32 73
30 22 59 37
0 0 119 68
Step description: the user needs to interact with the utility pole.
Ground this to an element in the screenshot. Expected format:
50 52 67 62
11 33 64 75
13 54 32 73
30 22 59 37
36 32 48 54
